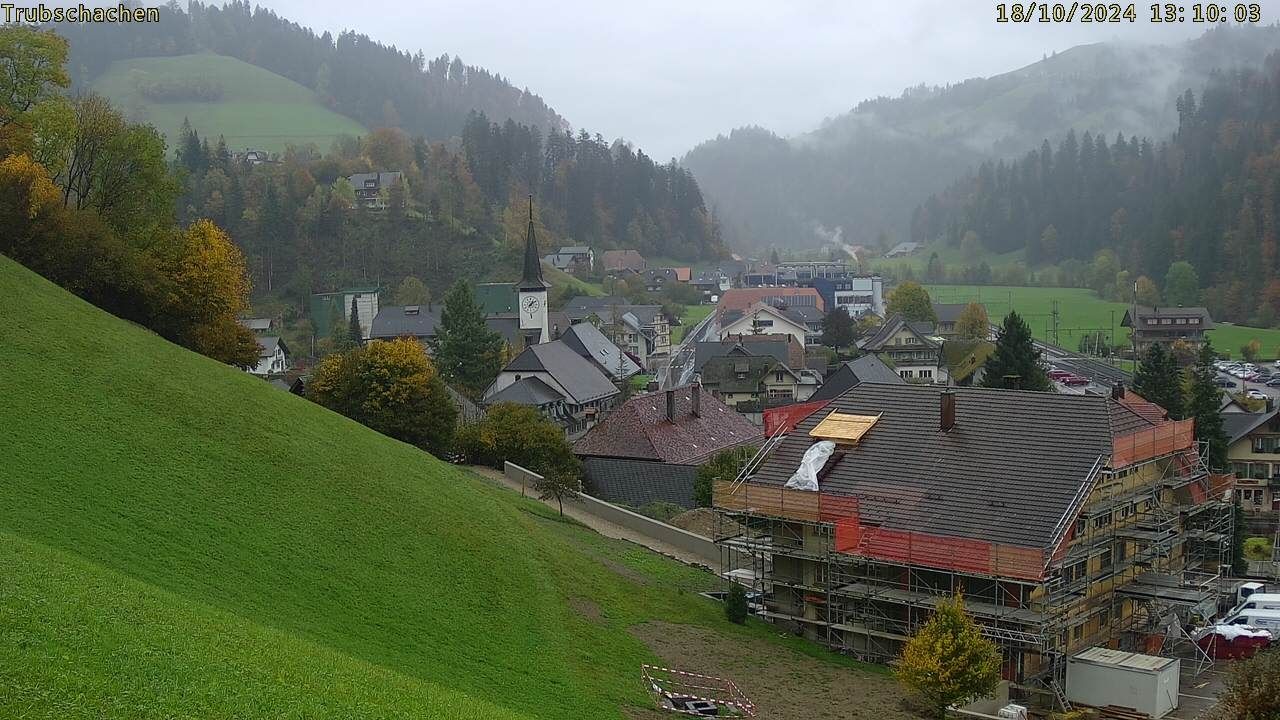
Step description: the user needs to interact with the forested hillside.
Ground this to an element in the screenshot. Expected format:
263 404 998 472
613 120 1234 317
683 25 1280 251
49 0 566 140
912 53 1280 326
176 112 722 302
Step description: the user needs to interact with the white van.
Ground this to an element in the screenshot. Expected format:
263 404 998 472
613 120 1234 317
1233 593 1280 614
1221 608 1280 632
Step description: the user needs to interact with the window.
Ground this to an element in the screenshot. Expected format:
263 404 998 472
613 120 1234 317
1092 512 1113 529
1064 560 1087 583
1117 541 1129 561
1176 318 1187 325
900 370 914 379
1099 549 1113 571
920 369 933 379
768 388 794 400
1234 462 1250 479
1072 624 1085 641
1074 518 1087 537
1251 463 1270 480
1099 608 1111 626
1240 488 1264 506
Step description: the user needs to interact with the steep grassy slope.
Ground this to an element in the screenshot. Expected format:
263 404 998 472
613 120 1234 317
93 53 367 154
0 256 876 717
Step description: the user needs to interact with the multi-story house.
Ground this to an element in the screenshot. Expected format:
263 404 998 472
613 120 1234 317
1225 408 1280 522
1121 306 1213 356
717 301 811 348
346 171 404 209
563 296 671 364
482 340 620 439
858 314 946 383
714 383 1233 692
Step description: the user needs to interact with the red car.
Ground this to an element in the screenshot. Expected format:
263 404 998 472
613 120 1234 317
1048 369 1071 381
1062 375 1089 386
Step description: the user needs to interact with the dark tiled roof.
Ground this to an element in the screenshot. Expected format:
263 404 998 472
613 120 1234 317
485 376 563 406
695 340 790 372
564 297 663 328
485 315 521 346
574 385 763 465
1123 305 1214 328
1116 391 1168 424
347 171 403 188
1223 410 1279 445
748 383 1132 550
700 355 779 394
501 340 619 405
860 314 940 352
560 322 641 380
933 303 969 324
584 458 698 508
256 336 287 358
370 305 441 339
808 355 905 402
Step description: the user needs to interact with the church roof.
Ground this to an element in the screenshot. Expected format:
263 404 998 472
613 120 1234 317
517 196 550 291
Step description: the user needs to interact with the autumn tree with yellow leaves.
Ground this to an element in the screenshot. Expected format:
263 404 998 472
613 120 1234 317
309 338 458 455
896 594 1001 717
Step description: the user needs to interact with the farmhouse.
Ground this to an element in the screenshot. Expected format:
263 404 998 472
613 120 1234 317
574 385 762 508
248 336 290 377
1121 306 1213 355
717 301 810 347
347 171 404 209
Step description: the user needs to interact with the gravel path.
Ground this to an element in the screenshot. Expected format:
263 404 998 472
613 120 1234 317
466 465 713 568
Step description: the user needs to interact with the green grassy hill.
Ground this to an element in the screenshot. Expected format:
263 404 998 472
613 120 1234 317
925 284 1280 357
0 256 890 718
92 53 367 154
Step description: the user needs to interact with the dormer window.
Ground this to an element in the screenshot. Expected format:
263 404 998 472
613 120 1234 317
404 306 419 316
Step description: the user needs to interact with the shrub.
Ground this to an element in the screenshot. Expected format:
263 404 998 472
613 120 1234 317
725 583 748 625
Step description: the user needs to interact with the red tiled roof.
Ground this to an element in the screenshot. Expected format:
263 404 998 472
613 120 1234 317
1117 391 1169 425
573 386 764 465
719 287 824 313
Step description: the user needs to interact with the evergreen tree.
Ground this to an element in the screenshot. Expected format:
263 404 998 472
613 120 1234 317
819 308 856 349
1132 343 1183 418
980 311 1050 391
1186 341 1229 470
432 280 505 399
725 583 749 625
347 296 363 347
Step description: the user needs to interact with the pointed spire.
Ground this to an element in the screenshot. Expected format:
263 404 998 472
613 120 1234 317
518 194 549 291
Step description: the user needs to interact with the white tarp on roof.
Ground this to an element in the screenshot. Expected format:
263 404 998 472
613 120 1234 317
785 441 835 491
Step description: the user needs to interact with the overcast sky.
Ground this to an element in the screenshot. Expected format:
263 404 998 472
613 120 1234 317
262 0 1207 159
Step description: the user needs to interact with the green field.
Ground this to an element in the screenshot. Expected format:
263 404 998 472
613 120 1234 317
871 243 1026 276
0 256 886 718
673 304 714 343
93 53 367 155
925 284 1280 358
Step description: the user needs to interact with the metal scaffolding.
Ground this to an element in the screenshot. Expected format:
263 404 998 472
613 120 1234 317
714 436 1235 708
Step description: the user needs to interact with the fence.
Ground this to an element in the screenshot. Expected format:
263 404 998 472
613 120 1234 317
715 479 1046 581
1111 419 1195 467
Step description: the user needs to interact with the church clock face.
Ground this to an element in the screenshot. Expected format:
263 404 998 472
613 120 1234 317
521 296 541 315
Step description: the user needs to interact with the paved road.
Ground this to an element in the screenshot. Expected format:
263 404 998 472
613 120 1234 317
660 309 719 389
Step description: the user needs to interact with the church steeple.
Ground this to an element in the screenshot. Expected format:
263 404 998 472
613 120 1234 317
517 195 549 291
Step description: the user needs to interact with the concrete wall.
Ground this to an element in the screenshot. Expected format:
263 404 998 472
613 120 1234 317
505 461 721 567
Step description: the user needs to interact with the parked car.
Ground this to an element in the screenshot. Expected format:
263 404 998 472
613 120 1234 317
1062 375 1089 386
1244 372 1261 382
1246 389 1269 401
1048 369 1072 381
1266 378 1280 388
1215 378 1238 388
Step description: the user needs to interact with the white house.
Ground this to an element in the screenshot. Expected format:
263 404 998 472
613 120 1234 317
718 301 809 347
249 336 290 377
858 314 948 383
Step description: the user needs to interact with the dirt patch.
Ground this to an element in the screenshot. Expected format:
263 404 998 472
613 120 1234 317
669 507 742 539
630 621 922 720
570 596 604 623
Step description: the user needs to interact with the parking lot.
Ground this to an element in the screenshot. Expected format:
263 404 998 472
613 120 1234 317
1166 662 1229 720
1215 360 1280 404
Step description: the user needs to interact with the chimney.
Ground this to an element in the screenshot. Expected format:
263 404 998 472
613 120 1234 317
691 384 701 417
940 389 956 433
1111 382 1125 400
665 389 676 422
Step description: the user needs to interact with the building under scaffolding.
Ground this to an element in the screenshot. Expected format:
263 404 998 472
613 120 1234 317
714 383 1234 704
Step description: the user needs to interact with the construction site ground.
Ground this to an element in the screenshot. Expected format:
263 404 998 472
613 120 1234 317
628 621 920 720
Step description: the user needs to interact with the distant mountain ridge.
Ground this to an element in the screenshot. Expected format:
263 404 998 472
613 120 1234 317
683 24 1280 251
